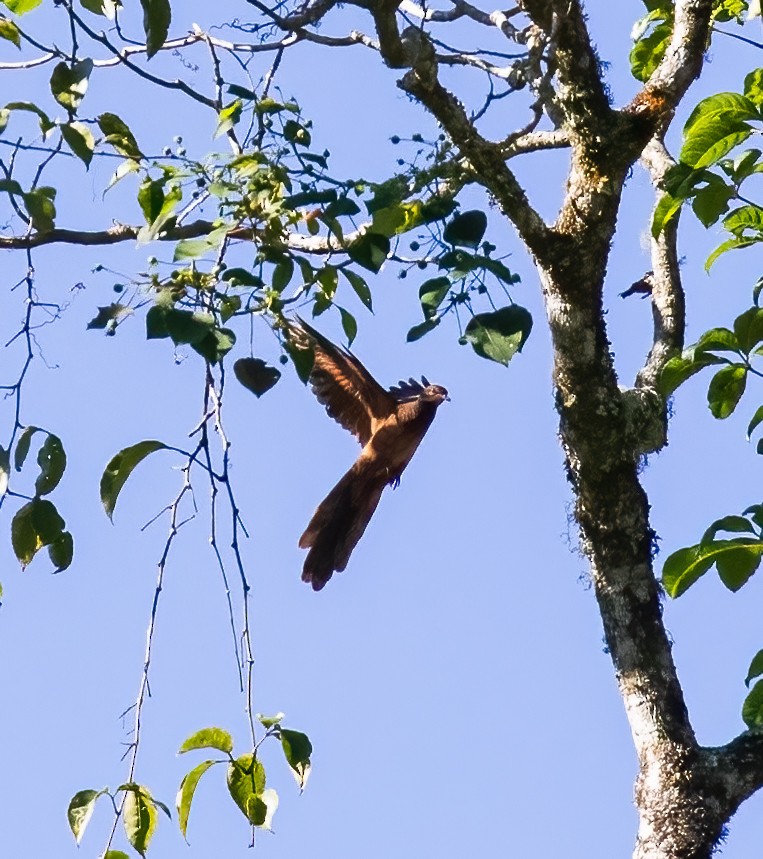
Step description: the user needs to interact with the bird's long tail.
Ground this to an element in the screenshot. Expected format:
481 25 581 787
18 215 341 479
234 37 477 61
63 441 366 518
299 463 386 590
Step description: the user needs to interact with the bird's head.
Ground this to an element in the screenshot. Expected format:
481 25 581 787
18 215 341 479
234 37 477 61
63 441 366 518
420 383 450 405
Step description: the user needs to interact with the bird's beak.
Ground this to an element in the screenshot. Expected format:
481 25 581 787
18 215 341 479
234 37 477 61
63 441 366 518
445 394 451 402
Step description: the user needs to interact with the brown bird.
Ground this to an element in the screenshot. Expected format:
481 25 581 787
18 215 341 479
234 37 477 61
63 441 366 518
290 317 449 590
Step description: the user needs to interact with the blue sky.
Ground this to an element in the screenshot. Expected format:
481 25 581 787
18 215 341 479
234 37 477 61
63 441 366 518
2 1 763 856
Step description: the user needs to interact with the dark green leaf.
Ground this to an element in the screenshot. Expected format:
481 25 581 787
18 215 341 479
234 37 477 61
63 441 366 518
365 176 408 214
734 306 763 353
0 178 23 196
280 729 312 791
123 786 157 856
140 0 171 59
406 317 440 342
227 753 267 824
691 181 734 227
347 231 390 273
464 305 532 366
0 444 8 498
339 306 357 346
49 59 93 112
443 210 487 248
100 440 168 521
219 294 241 323
707 364 747 419
743 679 763 728
177 760 216 840
35 433 66 496
272 258 295 292
227 83 257 101
221 268 264 288
663 539 763 597
191 326 235 365
745 649 763 687
14 425 39 471
283 119 311 147
284 338 314 383
11 498 66 570
48 530 73 573
179 727 234 755
60 121 95 166
137 177 166 223
745 504 763 530
80 0 118 17
662 545 717 597
418 277 450 319
103 853 130 859
97 112 143 159
67 789 104 845
87 303 132 332
233 358 281 397
3 101 53 136
747 405 763 440
341 268 372 310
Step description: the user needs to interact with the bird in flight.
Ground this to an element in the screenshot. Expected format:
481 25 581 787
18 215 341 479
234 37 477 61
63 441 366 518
289 317 449 590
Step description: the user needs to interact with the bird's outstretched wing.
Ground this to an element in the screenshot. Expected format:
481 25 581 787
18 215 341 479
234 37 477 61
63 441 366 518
291 316 396 446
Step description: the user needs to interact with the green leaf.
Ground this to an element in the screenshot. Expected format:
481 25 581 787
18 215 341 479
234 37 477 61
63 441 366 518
695 327 739 353
97 112 143 159
67 789 104 845
651 192 683 238
464 305 532 366
284 339 314 384
339 306 357 346
745 649 763 687
705 236 760 270
3 101 53 136
103 852 131 859
682 93 760 168
2 0 43 14
272 258 294 292
347 231 390 273
0 177 22 196
49 59 93 112
257 712 285 729
701 515 757 545
659 351 725 395
173 226 229 261
734 306 763 353
0 444 8 498
418 277 450 319
214 100 242 139
365 176 408 213
716 540 763 591
179 726 234 755
140 0 171 59
662 545 717 597
176 760 216 840
406 317 440 342
100 440 168 521
707 364 747 419
11 498 66 569
192 326 236 365
35 432 66 496
14 425 39 471
443 210 487 248
743 678 763 728
227 753 267 824
80 0 118 17
60 121 95 166
48 530 73 573
280 729 312 791
123 786 157 856
283 118 311 147
747 404 763 440
341 268 372 310
0 18 21 47
219 294 241 323
87 303 132 332
23 188 56 233
630 18 672 81
691 181 734 227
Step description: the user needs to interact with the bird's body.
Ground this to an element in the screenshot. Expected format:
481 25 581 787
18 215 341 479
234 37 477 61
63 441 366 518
291 317 448 590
